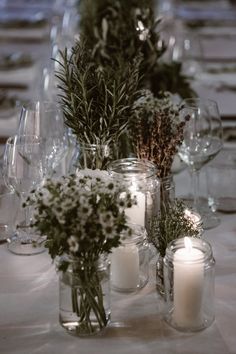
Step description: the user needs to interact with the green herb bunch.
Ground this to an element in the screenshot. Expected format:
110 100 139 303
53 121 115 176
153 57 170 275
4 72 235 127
149 199 202 258
79 0 163 68
131 90 189 178
56 40 141 152
78 0 194 98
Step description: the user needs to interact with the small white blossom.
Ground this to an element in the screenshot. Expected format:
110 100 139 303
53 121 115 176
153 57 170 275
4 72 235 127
68 236 79 253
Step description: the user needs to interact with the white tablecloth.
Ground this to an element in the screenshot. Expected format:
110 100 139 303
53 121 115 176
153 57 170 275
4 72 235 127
0 173 236 354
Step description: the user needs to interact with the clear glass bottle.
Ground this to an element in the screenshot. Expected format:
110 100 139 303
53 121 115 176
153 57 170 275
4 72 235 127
110 225 150 293
163 237 215 332
107 158 158 233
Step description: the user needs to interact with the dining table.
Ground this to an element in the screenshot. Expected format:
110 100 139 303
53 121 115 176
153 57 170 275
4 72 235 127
0 1 236 353
0 164 235 354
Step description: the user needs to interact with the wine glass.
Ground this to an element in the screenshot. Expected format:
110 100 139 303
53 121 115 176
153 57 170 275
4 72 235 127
178 98 223 229
169 30 204 77
17 101 69 176
3 134 46 255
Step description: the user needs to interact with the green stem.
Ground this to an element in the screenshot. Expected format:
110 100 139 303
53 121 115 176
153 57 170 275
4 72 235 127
69 263 108 334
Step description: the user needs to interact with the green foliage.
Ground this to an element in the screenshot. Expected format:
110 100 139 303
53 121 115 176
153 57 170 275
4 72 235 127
149 199 202 258
78 0 194 98
150 62 197 99
55 40 141 149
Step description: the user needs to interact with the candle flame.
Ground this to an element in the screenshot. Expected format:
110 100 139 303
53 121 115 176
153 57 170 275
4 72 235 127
184 237 192 253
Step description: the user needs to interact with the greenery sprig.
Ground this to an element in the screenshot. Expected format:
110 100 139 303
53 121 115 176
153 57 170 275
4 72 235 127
78 0 194 98
149 199 202 258
55 40 141 149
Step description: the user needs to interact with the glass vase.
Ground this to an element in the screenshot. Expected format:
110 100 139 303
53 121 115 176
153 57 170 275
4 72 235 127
59 256 111 336
69 143 111 172
154 175 175 296
156 254 165 296
158 175 175 214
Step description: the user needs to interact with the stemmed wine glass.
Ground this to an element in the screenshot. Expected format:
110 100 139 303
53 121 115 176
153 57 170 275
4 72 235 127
178 98 223 229
17 101 69 176
3 134 46 255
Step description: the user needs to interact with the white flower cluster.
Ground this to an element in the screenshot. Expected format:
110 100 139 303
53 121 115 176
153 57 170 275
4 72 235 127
133 89 178 124
29 169 134 260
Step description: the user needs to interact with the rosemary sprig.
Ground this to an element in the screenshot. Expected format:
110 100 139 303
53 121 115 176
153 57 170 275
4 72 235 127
55 41 141 150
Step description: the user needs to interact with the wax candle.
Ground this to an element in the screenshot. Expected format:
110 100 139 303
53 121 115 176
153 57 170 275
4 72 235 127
125 190 145 227
111 244 139 291
173 237 204 328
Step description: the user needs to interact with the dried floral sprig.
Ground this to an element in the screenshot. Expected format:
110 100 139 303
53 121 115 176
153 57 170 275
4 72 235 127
131 90 189 178
55 40 141 149
149 199 202 258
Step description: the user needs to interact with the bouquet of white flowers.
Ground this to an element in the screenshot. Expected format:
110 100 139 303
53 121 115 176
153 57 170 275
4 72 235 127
25 169 135 335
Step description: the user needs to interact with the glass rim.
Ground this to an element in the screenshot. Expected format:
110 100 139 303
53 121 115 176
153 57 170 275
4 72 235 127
107 158 157 178
21 100 61 113
181 98 219 109
165 237 213 263
6 134 42 145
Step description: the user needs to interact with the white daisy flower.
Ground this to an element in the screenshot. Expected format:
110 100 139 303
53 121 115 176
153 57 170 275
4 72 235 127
68 235 79 253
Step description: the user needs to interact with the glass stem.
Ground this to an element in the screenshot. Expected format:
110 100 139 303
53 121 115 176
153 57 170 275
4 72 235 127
19 193 31 242
191 169 200 211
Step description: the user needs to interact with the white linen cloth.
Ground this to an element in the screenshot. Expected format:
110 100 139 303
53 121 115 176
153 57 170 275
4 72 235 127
0 26 49 41
0 65 38 85
0 168 236 354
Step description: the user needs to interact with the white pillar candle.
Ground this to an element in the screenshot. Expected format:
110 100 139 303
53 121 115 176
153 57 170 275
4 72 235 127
125 191 145 227
173 237 204 328
111 244 139 290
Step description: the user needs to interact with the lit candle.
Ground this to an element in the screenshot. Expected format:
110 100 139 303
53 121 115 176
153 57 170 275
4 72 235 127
111 244 139 291
173 237 204 328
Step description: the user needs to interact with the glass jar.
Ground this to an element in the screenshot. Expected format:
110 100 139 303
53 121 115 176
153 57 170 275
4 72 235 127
107 158 158 232
59 256 110 336
158 175 175 214
163 237 215 332
110 225 150 293
69 143 111 172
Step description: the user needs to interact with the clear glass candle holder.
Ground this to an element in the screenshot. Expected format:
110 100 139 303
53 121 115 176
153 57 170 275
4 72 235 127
107 158 158 233
163 237 215 332
110 225 150 293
